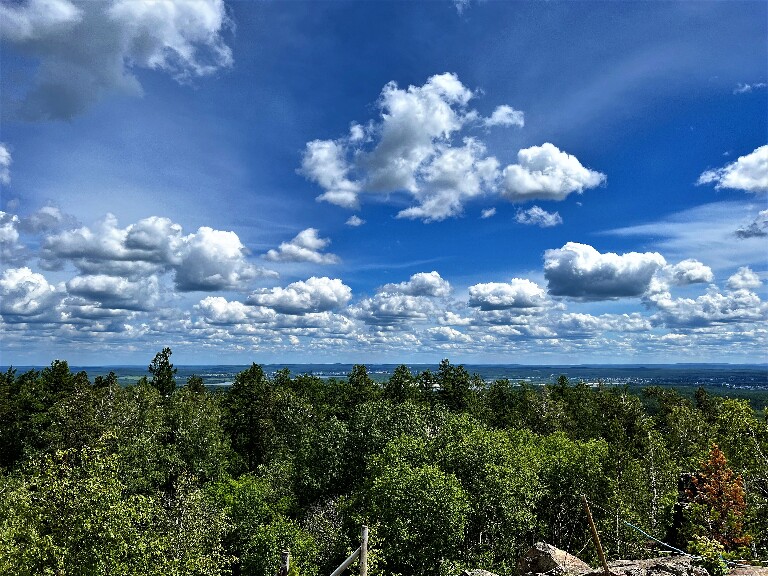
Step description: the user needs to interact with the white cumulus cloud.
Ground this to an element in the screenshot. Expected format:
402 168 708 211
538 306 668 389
301 73 526 222
645 284 767 329
697 145 768 194
515 205 563 227
346 215 365 227
66 273 160 311
380 271 451 297
247 277 352 315
175 227 266 292
301 140 361 209
468 278 547 311
502 143 606 202
195 296 275 324
667 259 714 285
0 266 60 320
484 105 525 128
0 211 26 264
726 267 762 291
1 0 233 120
544 242 666 300
263 228 340 264
41 214 270 291
353 293 437 326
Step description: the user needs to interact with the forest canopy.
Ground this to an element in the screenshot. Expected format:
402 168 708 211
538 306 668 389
1 350 766 576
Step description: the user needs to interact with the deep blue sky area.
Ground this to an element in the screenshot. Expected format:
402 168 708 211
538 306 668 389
1 0 766 366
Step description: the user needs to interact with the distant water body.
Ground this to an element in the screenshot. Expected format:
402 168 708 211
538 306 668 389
6 363 767 389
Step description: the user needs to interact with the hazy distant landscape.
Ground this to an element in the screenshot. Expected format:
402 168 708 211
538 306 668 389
2 354 766 574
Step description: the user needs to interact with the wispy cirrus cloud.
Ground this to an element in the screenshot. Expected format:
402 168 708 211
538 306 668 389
604 201 768 271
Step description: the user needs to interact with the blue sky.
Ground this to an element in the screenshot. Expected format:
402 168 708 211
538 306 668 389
1 0 766 366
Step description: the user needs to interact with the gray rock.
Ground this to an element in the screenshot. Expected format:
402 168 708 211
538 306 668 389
460 570 501 576
590 556 709 576
517 542 594 576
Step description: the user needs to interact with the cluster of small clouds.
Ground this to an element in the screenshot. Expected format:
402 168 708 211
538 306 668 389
0 0 232 120
301 73 605 222
3 220 765 359
0 210 288 331
38 213 272 292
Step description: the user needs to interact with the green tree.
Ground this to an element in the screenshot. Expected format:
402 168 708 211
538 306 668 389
436 359 477 412
348 364 378 405
222 364 278 470
383 365 418 403
365 458 469 576
148 347 177 397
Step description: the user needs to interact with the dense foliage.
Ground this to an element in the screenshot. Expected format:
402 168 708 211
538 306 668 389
1 353 766 575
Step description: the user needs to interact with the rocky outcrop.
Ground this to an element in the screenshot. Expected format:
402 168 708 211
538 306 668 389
598 556 709 576
517 542 594 576
511 543 717 576
462 542 768 576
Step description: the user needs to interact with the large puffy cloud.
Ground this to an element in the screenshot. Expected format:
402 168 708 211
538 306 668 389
247 277 352 315
353 293 437 326
0 143 11 185
365 73 474 193
502 143 606 202
645 284 767 329
667 259 714 285
41 214 181 274
468 278 547 311
41 214 271 291
1 0 232 120
697 145 768 194
0 267 60 320
175 227 267 292
195 296 276 325
726 267 762 291
515 205 563 227
380 271 451 297
301 140 361 209
544 242 666 300
263 228 340 264
301 73 528 222
66 274 159 310
396 139 500 221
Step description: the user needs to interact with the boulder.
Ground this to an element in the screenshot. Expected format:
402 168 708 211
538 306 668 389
517 542 594 576
460 570 501 576
590 556 709 576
